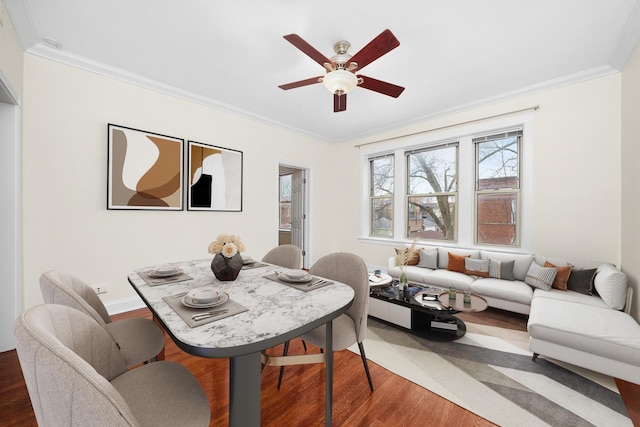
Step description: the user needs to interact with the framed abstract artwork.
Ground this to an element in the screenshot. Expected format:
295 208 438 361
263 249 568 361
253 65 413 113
187 140 243 211
107 124 184 210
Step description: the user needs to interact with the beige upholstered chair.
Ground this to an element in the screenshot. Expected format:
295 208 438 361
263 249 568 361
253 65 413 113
278 252 374 391
261 244 303 269
14 304 211 427
39 270 165 367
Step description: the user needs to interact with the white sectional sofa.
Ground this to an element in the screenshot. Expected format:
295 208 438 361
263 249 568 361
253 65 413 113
386 245 640 385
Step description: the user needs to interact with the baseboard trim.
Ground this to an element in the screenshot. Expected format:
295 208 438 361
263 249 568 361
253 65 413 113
104 296 147 316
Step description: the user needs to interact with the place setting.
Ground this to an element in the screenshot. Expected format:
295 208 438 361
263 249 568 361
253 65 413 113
162 286 248 327
264 269 334 292
138 265 193 287
239 254 268 270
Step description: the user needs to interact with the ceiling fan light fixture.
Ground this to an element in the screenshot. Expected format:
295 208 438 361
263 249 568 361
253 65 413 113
322 69 358 95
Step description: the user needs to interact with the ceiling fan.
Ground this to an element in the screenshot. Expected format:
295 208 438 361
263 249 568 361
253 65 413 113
278 29 405 112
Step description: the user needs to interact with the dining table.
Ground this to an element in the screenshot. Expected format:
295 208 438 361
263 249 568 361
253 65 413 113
128 258 355 427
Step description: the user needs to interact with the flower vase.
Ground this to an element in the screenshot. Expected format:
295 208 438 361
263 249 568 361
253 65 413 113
211 253 243 281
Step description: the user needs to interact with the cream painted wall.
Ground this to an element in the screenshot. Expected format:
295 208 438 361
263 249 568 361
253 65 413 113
20 54 339 309
621 42 640 321
336 76 623 286
0 0 23 97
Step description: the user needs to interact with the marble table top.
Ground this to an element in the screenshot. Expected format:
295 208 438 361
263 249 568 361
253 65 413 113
128 259 355 358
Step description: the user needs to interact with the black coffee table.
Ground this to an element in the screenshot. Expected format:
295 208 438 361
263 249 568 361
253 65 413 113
369 284 481 340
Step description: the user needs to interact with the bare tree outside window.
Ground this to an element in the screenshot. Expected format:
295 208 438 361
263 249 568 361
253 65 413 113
407 144 458 241
279 174 292 229
370 155 394 237
475 131 521 246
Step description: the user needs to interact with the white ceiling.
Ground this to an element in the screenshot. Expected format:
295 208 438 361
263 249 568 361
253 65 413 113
5 0 640 143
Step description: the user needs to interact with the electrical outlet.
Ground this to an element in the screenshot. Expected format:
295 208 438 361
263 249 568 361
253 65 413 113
93 285 108 294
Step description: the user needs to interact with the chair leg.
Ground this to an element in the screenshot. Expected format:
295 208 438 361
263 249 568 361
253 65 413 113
358 342 374 392
277 340 290 390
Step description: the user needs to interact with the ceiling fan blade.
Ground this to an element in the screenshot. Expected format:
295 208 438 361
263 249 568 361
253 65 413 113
349 29 400 72
283 34 333 67
358 75 405 98
334 94 347 112
278 76 323 90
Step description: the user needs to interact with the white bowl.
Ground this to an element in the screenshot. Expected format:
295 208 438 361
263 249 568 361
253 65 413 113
187 287 220 304
283 269 308 280
156 265 177 275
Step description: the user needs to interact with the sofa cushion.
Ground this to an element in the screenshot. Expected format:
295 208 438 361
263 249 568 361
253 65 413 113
544 261 572 291
472 278 533 305
424 269 475 291
534 255 572 269
528 298 640 367
488 259 515 281
417 248 438 269
594 263 628 310
480 251 533 282
439 248 480 269
447 253 470 273
567 268 597 295
532 288 609 309
464 258 489 277
525 262 557 291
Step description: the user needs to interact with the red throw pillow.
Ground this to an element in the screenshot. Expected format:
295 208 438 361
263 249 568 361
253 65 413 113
447 253 470 273
544 261 572 291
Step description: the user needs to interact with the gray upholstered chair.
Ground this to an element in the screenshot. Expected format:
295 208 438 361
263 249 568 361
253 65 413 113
261 244 303 269
14 304 211 427
277 252 374 391
39 270 165 367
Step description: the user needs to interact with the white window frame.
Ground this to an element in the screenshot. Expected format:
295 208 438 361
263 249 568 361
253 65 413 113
359 112 533 253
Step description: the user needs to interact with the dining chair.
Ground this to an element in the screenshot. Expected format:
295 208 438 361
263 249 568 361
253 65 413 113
39 270 165 367
261 244 303 269
276 252 374 391
14 304 211 427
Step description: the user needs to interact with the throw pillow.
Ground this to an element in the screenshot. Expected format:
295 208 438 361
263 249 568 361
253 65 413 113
544 261 572 291
488 259 516 281
395 247 420 266
524 262 557 291
418 248 438 269
567 268 597 295
464 258 489 277
447 253 470 273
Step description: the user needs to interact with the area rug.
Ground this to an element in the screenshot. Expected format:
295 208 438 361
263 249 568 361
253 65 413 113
349 318 632 427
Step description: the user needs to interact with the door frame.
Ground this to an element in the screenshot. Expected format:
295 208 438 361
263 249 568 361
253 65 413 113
0 69 22 352
279 164 310 268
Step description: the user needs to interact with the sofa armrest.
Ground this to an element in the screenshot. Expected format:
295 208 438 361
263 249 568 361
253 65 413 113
388 256 398 270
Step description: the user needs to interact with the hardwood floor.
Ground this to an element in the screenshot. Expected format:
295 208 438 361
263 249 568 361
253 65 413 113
2 307 638 426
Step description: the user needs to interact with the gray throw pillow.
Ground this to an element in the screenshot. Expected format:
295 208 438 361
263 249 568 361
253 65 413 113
488 259 515 281
567 268 597 295
418 249 438 269
525 262 557 291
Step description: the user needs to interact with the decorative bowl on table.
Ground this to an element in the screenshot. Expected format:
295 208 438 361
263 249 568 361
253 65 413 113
277 269 312 283
182 287 229 308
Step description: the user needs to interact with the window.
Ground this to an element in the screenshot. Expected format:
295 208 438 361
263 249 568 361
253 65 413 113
362 113 532 250
406 144 458 241
369 155 394 237
279 174 292 229
474 131 521 246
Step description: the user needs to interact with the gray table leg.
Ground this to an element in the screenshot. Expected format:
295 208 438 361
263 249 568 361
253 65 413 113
229 352 261 427
325 320 333 427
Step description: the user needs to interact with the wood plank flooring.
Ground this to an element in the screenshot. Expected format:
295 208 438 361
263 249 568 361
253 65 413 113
1 307 638 426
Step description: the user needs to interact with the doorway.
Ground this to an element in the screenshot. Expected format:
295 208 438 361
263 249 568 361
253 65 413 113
278 165 309 268
0 71 21 352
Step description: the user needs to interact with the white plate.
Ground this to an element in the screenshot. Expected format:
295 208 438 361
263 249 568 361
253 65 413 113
149 267 182 278
277 271 312 283
182 291 229 309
